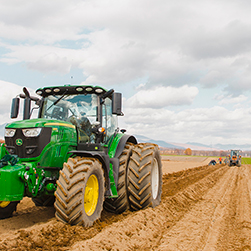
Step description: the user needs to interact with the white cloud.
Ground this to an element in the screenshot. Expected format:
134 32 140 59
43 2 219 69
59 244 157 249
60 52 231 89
0 0 86 43
1 0 251 145
27 53 72 74
1 0 251 92
125 85 199 108
121 105 251 145
0 80 23 114
214 94 248 105
184 20 251 59
0 43 84 74
0 81 37 122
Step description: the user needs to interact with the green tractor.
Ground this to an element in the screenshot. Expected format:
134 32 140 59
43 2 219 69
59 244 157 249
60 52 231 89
0 85 162 227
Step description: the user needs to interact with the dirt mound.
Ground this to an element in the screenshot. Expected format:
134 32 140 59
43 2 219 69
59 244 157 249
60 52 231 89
161 155 217 173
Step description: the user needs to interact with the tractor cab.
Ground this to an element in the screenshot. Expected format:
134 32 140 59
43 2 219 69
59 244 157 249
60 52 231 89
10 85 123 147
37 86 121 144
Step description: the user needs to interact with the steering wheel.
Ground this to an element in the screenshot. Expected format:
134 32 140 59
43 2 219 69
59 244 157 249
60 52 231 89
51 107 64 120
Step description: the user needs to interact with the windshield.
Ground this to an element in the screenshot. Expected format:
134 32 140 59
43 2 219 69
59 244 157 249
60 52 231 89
41 94 98 124
40 93 118 144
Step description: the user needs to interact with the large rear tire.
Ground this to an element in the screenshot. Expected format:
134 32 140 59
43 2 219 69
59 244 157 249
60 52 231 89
0 201 19 219
104 142 134 213
128 143 162 211
54 157 105 227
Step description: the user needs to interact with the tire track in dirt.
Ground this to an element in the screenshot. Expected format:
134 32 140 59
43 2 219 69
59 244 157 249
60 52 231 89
156 165 251 251
214 165 251 251
0 164 226 251
70 165 228 251
157 165 238 250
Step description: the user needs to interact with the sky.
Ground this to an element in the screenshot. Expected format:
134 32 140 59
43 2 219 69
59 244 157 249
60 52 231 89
1 0 251 146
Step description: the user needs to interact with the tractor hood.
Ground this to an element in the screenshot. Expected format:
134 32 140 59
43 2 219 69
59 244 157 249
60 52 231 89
4 118 77 160
5 118 75 129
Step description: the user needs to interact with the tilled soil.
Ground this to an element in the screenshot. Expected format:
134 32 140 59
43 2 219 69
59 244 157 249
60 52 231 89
1 160 251 251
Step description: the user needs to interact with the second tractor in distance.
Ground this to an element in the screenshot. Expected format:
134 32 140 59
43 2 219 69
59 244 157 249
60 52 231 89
228 149 241 167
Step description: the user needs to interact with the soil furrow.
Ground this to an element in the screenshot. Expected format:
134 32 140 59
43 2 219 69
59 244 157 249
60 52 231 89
215 166 251 251
2 162 250 251
0 163 224 251
70 166 227 251
156 166 236 250
157 165 251 251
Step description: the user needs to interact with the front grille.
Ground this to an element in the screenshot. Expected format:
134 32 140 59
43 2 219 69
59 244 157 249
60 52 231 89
5 127 52 158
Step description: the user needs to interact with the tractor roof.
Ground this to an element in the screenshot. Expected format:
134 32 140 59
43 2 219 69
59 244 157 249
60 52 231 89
36 85 107 97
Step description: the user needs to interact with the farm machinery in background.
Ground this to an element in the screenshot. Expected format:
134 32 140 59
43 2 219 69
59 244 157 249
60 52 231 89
228 149 241 167
0 85 162 227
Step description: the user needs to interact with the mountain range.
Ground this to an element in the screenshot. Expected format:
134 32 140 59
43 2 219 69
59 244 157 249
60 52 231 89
135 135 251 151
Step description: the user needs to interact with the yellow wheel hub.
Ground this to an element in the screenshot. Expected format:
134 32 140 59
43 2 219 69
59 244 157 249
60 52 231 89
0 201 10 208
84 174 99 216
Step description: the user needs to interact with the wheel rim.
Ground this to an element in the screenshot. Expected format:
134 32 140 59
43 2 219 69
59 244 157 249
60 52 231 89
151 158 159 200
84 174 99 216
0 201 10 208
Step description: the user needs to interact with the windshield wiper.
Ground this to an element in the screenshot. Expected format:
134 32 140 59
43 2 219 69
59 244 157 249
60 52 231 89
45 89 68 112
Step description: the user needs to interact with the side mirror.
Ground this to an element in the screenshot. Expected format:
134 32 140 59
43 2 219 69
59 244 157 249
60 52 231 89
11 97 20 118
23 98 31 120
112 92 122 115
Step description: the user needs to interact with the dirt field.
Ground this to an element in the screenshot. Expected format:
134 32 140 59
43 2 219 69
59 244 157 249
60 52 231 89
1 156 251 251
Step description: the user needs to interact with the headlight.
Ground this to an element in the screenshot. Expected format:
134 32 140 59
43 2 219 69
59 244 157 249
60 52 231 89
22 128 42 137
5 129 16 137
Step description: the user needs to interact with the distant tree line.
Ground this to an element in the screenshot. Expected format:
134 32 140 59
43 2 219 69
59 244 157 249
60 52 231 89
160 147 251 157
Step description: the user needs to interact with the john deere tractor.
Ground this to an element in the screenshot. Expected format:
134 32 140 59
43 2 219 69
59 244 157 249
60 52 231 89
0 85 162 227
228 149 241 167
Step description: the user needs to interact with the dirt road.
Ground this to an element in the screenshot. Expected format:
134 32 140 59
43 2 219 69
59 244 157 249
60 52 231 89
1 157 251 251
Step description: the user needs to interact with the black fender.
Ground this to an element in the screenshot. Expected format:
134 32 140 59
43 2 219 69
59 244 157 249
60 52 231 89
114 134 137 158
110 134 137 191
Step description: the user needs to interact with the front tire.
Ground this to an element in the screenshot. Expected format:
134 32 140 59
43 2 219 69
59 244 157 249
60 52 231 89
0 201 19 219
128 143 162 211
54 157 105 227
